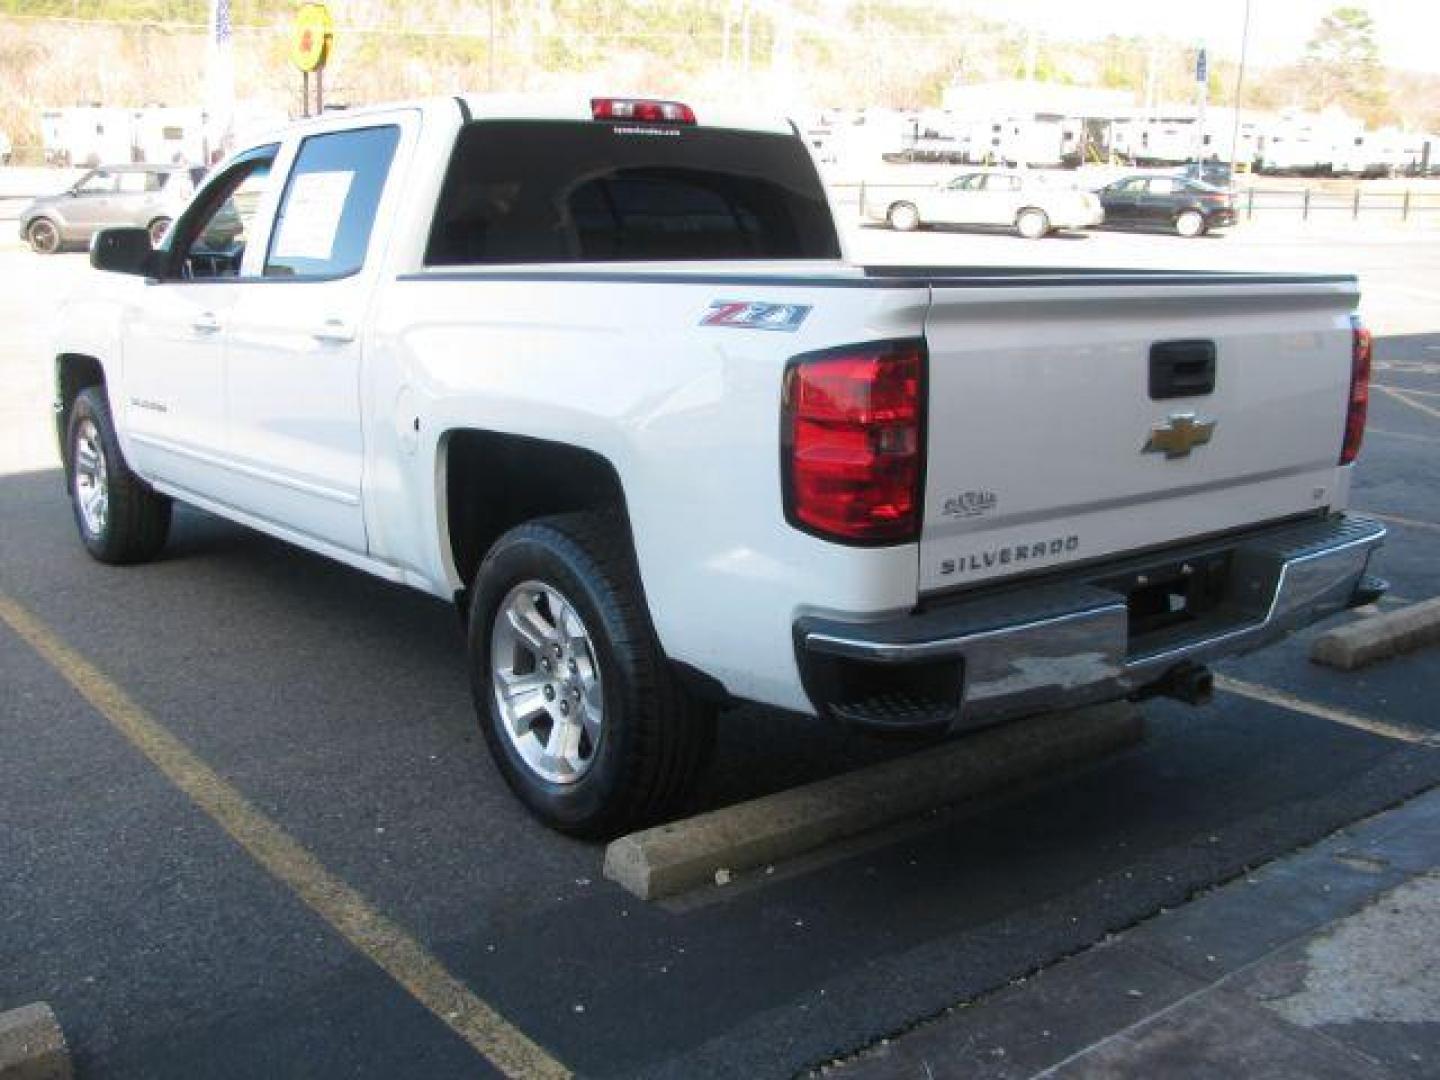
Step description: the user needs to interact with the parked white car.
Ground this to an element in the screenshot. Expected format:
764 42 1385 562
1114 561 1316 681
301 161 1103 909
59 96 1383 835
870 169 1104 238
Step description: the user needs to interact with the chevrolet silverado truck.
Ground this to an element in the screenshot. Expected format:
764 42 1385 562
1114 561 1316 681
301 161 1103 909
57 94 1384 836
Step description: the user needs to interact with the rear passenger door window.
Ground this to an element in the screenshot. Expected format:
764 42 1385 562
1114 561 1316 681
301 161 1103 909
264 125 400 279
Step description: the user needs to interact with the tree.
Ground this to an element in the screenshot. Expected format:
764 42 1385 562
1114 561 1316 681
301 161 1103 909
1301 6 1388 121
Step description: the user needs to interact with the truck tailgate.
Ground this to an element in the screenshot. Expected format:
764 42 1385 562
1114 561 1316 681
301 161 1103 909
918 274 1360 594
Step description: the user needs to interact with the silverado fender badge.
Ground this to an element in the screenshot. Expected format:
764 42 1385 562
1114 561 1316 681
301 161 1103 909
1144 413 1217 458
701 301 811 332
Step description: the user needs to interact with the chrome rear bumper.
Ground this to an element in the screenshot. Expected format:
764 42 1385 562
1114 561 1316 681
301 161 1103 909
796 515 1385 732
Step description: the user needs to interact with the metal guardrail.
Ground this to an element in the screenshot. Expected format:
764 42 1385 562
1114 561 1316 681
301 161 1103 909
825 181 1440 224
3 182 1437 227
1236 188 1440 221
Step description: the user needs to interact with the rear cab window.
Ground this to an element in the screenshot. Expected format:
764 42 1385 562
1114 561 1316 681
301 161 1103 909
425 120 840 265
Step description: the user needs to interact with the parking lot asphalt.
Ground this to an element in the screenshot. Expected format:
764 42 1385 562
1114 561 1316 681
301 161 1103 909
1 238 1438 1079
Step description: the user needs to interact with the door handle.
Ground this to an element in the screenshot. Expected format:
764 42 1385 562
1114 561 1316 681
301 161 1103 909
191 312 221 334
311 318 356 344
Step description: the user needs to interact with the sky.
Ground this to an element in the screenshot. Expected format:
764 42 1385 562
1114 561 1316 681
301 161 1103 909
988 0 1440 74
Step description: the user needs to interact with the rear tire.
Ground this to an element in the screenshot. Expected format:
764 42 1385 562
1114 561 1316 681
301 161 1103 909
27 217 60 254
1176 209 1206 238
887 202 921 232
1016 208 1050 239
469 512 716 838
66 386 172 564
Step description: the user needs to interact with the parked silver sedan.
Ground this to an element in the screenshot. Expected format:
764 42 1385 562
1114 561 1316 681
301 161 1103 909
17 164 204 254
868 169 1104 239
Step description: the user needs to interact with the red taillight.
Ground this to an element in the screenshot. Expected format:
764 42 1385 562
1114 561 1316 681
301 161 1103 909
782 341 925 544
591 98 696 125
1341 317 1372 465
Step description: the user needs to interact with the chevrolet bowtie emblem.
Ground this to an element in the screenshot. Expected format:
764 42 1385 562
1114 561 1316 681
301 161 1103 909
1144 413 1217 458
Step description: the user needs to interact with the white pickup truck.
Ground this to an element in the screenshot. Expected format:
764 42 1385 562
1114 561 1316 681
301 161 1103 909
58 95 1385 836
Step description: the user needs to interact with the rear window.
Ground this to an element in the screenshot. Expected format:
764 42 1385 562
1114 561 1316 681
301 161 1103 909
425 120 840 265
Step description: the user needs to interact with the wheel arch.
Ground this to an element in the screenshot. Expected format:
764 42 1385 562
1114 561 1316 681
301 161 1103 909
439 428 731 708
54 353 108 468
438 427 633 603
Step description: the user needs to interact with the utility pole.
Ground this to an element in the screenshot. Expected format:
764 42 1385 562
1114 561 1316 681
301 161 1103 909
741 1 752 81
1228 0 1252 178
1193 43 1208 167
722 3 732 80
1144 40 1158 121
487 0 496 92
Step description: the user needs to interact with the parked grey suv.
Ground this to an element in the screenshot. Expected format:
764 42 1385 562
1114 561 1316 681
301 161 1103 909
18 164 205 254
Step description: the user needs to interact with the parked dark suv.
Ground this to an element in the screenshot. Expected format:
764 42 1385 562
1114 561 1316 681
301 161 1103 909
1096 175 1237 237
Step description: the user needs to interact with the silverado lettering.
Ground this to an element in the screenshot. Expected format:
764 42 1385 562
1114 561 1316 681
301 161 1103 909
937 535 1081 577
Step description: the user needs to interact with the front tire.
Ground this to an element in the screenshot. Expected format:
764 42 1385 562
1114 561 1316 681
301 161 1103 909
1176 209 1207 238
887 202 921 232
66 386 172 564
27 217 60 254
469 512 715 837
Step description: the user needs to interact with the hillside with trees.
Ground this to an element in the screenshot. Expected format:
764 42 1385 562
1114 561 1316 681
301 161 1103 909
2 1 1437 156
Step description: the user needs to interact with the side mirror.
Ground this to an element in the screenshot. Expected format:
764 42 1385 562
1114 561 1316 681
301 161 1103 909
91 227 157 276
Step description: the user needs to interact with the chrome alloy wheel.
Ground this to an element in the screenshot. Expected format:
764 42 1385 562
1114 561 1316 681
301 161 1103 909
490 581 603 784
72 418 109 536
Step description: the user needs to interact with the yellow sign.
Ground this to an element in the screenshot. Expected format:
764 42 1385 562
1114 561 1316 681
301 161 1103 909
290 2 334 73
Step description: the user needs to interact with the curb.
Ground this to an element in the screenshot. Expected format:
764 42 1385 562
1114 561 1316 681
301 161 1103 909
831 787 1440 1080
1311 596 1440 671
0 1003 71 1080
605 702 1142 901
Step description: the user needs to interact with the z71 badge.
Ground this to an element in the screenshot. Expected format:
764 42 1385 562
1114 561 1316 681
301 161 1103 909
701 301 811 332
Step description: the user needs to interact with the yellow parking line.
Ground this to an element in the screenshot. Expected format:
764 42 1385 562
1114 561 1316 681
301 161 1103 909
0 592 570 1080
1375 384 1440 422
1214 674 1435 746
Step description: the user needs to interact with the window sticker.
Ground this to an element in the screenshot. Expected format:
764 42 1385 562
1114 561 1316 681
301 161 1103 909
272 169 354 261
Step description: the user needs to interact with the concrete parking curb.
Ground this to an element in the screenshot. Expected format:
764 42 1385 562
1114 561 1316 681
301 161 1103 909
0 1003 71 1080
604 702 1142 900
1312 596 1440 671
